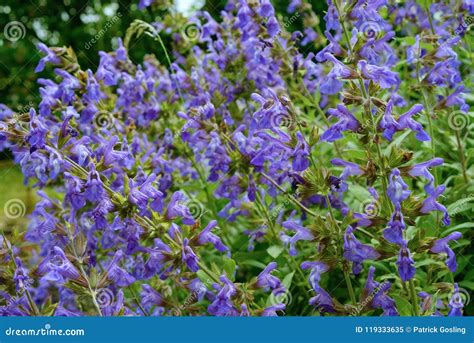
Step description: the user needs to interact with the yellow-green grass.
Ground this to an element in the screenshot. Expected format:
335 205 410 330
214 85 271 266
0 160 33 226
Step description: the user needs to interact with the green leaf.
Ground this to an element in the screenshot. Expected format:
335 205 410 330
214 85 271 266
458 280 474 291
222 257 236 281
239 260 267 269
41 302 58 316
267 245 284 258
415 258 444 268
392 294 413 316
281 271 295 289
196 270 211 285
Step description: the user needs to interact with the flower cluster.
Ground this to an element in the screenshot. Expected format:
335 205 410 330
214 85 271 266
0 0 471 317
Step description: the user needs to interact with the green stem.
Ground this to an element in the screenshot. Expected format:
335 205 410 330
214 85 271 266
417 44 440 227
357 79 393 213
409 279 420 316
454 127 469 183
325 195 356 306
154 33 184 103
344 269 357 306
66 227 103 316
334 1 353 55
254 194 278 240
129 286 150 316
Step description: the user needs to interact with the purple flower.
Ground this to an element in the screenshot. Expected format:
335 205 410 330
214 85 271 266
420 185 450 226
83 164 105 203
196 220 229 255
308 285 335 313
287 0 301 13
35 43 61 73
316 31 342 62
407 158 443 195
343 226 380 274
102 290 130 316
301 261 329 290
26 109 48 152
364 266 399 316
129 173 163 212
301 27 317 46
208 275 238 316
38 246 80 283
321 105 360 142
358 60 400 89
383 209 406 245
324 2 339 31
138 0 154 9
106 251 136 287
244 226 266 251
256 262 285 295
240 304 250 316
324 53 353 79
448 283 464 316
13 259 31 291
237 3 252 28
261 303 285 316
379 100 400 141
387 169 410 208
292 132 309 172
266 16 280 37
430 232 462 272
280 220 314 256
141 284 163 309
397 104 430 141
443 85 469 112
396 242 416 281
182 238 199 272
331 158 362 179
166 192 196 225
320 53 354 94
143 239 172 278
258 0 274 17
